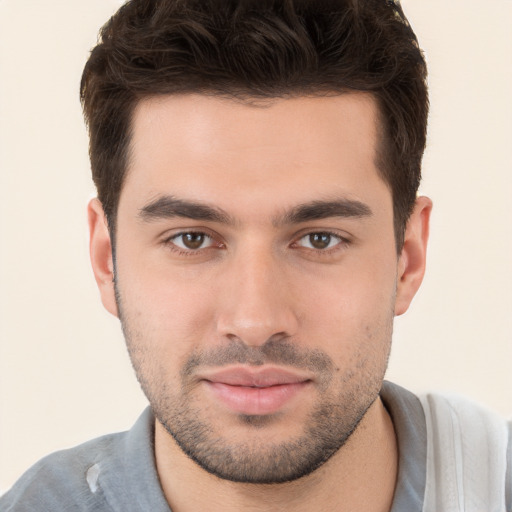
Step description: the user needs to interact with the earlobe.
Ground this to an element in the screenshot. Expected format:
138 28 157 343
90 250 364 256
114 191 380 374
88 198 119 317
395 196 432 316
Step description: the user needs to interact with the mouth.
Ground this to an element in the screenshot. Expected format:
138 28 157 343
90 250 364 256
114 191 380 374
200 366 313 416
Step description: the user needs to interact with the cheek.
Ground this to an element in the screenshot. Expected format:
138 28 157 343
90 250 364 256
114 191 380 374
297 257 396 356
115 251 219 357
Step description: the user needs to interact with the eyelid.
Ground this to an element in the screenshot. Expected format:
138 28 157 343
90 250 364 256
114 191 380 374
162 228 225 255
291 229 351 252
172 232 214 249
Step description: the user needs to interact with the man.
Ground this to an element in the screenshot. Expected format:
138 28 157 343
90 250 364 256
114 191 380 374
2 0 510 510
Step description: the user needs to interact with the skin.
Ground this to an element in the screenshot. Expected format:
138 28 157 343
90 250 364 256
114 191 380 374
89 93 431 512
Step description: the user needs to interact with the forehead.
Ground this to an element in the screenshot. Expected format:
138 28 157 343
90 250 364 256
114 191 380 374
130 93 379 163
123 93 388 216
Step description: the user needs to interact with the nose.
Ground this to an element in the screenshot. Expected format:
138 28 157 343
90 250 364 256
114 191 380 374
216 246 299 347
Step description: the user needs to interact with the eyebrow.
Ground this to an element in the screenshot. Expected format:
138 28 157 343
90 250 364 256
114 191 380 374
139 196 233 224
138 195 372 225
277 199 372 225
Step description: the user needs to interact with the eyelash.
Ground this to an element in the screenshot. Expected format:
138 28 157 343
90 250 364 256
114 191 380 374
163 231 222 256
294 230 350 252
162 230 350 257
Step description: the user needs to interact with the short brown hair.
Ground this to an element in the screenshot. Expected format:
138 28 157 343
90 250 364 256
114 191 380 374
81 0 428 250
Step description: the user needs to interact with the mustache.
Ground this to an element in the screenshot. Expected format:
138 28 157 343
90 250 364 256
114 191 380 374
182 338 336 377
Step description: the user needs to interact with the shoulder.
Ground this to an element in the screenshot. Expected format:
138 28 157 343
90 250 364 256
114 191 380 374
0 432 126 512
0 408 167 512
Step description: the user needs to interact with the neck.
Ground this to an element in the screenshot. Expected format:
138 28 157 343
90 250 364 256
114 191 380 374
155 397 397 512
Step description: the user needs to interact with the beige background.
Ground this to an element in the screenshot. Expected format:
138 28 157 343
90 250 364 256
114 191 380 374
1 0 511 493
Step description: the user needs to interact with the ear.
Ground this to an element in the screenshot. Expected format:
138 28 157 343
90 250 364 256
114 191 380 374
88 198 118 317
395 196 432 316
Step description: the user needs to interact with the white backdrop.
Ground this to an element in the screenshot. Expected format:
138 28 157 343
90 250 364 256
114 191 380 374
1 0 511 492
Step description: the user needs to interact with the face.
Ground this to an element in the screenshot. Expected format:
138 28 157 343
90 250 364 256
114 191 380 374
90 93 427 484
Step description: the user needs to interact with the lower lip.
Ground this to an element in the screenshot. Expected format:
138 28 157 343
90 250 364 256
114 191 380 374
205 381 310 416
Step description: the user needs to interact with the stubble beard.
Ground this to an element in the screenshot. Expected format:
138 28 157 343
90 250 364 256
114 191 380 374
152 376 380 484
115 283 393 484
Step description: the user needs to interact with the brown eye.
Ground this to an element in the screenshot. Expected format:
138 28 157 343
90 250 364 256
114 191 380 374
296 232 343 251
182 233 205 249
172 232 212 250
309 233 331 249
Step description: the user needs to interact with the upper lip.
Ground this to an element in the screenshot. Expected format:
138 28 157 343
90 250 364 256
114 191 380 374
200 366 313 387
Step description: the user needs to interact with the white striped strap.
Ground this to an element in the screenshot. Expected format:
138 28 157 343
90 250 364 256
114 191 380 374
420 393 509 512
